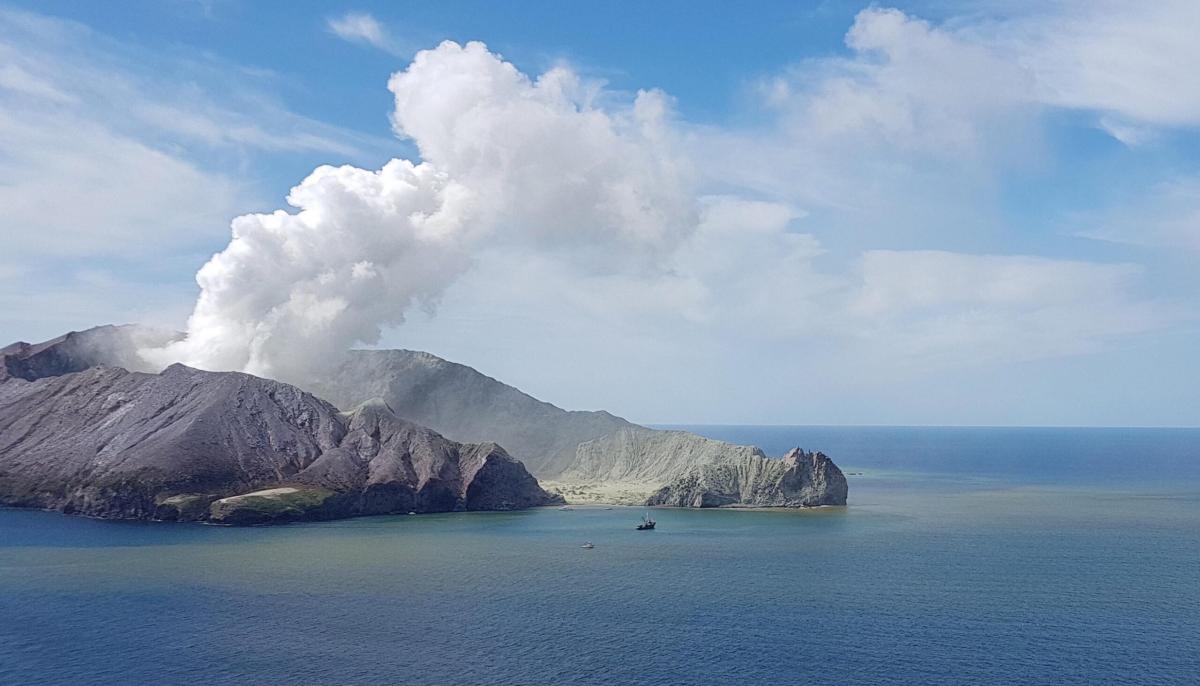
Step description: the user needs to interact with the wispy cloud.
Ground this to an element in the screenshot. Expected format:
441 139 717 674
0 7 396 262
327 12 406 56
1075 179 1200 252
0 6 400 347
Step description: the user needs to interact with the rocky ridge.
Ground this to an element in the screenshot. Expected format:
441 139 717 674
312 349 848 508
309 349 636 477
1 326 849 511
0 363 559 524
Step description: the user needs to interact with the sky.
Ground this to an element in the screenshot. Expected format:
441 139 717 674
1 0 1198 426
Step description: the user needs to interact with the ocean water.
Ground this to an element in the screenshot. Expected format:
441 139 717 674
2 427 1198 685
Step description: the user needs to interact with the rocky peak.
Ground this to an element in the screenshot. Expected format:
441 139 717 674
781 447 831 468
1 324 178 382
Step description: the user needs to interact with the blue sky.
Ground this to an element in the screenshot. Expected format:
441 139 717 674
1 1 1198 426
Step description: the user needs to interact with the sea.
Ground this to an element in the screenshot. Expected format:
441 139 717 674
2 426 1198 685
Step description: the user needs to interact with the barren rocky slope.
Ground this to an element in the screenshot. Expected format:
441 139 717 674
2 326 848 509
312 350 847 507
0 363 559 524
309 349 636 477
0 324 173 382
559 429 846 507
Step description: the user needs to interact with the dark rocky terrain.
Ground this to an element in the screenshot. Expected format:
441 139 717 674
0 324 174 382
1 325 847 512
0 362 560 524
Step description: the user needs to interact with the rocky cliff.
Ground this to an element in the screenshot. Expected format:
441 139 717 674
560 429 847 508
646 448 847 508
0 364 559 524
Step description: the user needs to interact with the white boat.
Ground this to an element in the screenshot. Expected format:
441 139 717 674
581 542 595 549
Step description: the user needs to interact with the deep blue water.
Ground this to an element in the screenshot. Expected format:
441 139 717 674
2 426 1199 685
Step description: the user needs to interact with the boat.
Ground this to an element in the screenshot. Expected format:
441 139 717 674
581 542 595 549
559 505 573 511
636 513 656 530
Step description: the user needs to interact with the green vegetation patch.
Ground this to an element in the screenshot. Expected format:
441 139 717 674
209 486 336 524
155 493 216 520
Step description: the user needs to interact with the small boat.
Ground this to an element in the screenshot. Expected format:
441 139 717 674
581 542 595 549
559 505 573 511
636 513 656 530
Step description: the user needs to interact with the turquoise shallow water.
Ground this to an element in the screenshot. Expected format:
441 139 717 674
2 426 1199 685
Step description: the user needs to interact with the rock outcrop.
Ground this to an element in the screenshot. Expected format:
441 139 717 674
0 364 560 524
646 448 847 508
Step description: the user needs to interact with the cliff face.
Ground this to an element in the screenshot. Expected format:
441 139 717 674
646 448 848 508
293 399 559 516
0 364 559 524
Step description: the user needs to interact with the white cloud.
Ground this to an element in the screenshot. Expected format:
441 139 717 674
758 2 1200 163
0 109 242 258
850 251 1137 317
328 12 404 55
701 8 1045 239
389 41 696 267
0 9 375 157
1004 0 1200 131
765 8 1036 156
0 63 74 102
